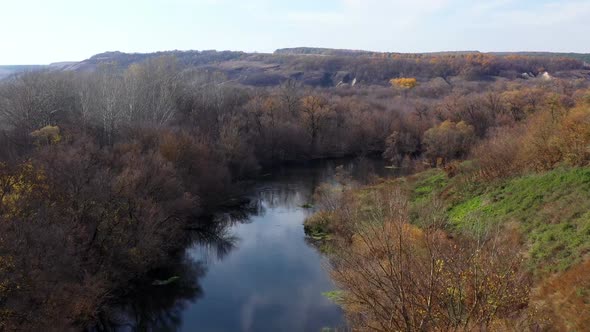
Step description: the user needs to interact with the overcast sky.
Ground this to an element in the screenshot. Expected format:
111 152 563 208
1 0 589 64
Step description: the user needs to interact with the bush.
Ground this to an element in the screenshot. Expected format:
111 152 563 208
557 106 590 166
30 125 61 145
303 211 335 240
537 260 590 331
424 120 475 165
328 187 531 331
473 126 524 181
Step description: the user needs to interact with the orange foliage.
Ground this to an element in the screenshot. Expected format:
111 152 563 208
423 120 475 165
328 187 531 331
536 260 590 331
475 100 590 179
557 106 590 166
474 126 524 181
390 77 418 89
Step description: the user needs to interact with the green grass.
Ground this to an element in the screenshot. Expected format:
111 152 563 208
307 164 590 274
409 169 448 203
303 211 332 240
442 167 590 272
322 290 345 304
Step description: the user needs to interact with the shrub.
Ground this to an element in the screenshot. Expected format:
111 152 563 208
329 188 531 331
30 125 61 145
536 260 590 331
557 106 590 166
473 126 524 181
424 120 475 165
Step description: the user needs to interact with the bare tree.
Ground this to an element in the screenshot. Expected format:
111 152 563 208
328 187 531 331
300 95 332 154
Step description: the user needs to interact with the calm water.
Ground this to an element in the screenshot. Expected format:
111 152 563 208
98 157 391 332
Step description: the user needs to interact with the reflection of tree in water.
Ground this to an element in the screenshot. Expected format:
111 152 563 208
254 157 392 210
91 157 391 332
256 184 309 209
91 221 239 332
185 217 246 270
91 255 204 332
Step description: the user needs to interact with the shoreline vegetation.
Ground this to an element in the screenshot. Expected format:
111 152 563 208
305 97 590 330
0 49 589 330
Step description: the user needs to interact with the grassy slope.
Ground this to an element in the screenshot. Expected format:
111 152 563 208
305 165 590 275
304 165 590 329
408 167 590 274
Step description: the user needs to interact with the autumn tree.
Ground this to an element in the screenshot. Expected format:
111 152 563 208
218 113 259 178
383 130 420 165
123 56 180 126
0 71 78 132
93 63 125 144
423 120 475 166
439 94 496 137
300 95 332 155
390 77 418 89
537 260 590 331
473 126 524 181
390 77 418 98
327 187 531 331
245 95 284 161
279 79 302 115
501 87 546 122
30 125 61 146
557 105 590 166
518 111 562 172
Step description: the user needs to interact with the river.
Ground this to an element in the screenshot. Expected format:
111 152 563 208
96 157 392 332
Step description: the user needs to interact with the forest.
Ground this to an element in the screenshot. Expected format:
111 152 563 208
1 50 590 330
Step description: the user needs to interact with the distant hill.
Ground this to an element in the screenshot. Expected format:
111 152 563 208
274 47 376 57
56 50 247 72
274 47 482 57
489 52 590 64
2 47 589 86
276 47 590 63
0 65 47 80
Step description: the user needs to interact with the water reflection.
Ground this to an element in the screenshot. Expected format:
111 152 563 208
95 157 393 332
94 257 206 332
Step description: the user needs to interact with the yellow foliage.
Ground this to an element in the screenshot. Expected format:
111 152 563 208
390 77 418 89
558 106 590 166
30 125 61 145
0 162 46 219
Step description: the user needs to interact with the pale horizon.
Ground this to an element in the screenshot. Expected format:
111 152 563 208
2 0 590 65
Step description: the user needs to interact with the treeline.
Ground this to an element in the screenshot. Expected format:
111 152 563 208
275 47 590 64
261 52 586 83
65 49 588 88
0 53 588 330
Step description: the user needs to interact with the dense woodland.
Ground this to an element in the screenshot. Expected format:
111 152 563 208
0 51 589 330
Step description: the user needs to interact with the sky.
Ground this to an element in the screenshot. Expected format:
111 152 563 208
1 0 590 64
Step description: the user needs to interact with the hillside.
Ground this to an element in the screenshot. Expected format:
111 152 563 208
60 49 590 87
302 94 590 330
306 163 590 330
0 65 46 80
3 48 589 87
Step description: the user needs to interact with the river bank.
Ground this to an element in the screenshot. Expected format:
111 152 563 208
90 157 396 331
